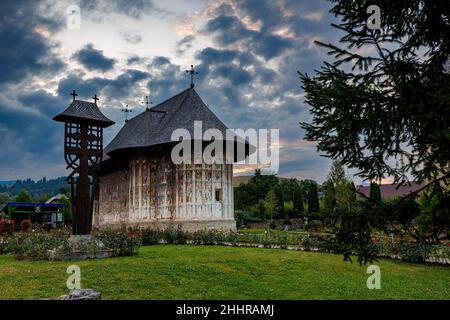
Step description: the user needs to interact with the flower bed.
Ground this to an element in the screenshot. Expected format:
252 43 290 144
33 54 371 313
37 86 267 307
1 224 448 264
0 224 142 261
138 226 449 265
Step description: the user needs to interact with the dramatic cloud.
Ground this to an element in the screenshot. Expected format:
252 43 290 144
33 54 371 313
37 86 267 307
0 0 65 86
0 0 347 183
72 44 116 72
205 13 293 60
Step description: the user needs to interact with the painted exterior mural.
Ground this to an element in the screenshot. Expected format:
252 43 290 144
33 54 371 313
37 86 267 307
93 151 235 231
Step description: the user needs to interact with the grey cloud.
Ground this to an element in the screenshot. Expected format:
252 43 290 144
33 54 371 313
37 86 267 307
204 11 292 60
72 44 116 72
57 69 150 101
0 0 65 86
176 35 195 55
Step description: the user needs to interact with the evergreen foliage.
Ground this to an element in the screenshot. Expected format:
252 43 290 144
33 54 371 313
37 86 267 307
307 183 320 214
299 0 450 263
293 183 304 218
369 182 382 202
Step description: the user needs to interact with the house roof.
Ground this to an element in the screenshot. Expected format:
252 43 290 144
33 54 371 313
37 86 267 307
45 194 65 204
357 182 425 198
53 100 115 127
104 87 237 156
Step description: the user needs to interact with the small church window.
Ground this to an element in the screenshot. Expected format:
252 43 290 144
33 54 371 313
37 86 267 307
215 189 221 202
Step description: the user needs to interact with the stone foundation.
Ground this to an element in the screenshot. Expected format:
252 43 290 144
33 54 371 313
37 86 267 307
100 219 236 232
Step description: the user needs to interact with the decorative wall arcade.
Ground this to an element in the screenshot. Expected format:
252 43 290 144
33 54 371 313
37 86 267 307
94 152 235 231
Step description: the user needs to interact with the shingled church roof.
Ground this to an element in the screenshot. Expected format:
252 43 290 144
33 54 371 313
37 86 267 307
53 100 115 127
104 87 232 156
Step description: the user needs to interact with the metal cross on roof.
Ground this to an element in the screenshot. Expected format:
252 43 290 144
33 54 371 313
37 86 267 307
92 94 99 105
121 104 132 122
143 95 153 111
70 90 78 102
186 65 199 88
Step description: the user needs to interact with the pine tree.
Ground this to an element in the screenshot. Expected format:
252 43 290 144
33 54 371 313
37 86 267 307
300 0 450 186
257 199 266 221
369 182 382 202
327 160 346 186
322 180 336 210
273 185 285 218
299 0 450 263
293 183 304 218
265 189 278 223
307 183 320 214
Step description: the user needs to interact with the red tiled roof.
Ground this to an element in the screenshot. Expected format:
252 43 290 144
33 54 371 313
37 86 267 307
357 182 425 198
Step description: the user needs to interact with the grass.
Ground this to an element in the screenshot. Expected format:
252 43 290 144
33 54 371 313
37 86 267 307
0 245 448 299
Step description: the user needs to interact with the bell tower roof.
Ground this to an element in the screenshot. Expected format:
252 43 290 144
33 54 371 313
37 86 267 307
53 100 115 127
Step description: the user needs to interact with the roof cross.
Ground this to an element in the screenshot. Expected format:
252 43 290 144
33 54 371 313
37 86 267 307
70 90 78 102
92 94 99 105
185 65 199 88
121 105 132 123
143 95 153 111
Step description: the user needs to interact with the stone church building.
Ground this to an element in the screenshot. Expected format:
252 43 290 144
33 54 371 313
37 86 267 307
93 87 241 231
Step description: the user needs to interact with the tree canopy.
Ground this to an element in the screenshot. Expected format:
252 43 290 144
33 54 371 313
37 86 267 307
299 0 450 185
15 189 33 203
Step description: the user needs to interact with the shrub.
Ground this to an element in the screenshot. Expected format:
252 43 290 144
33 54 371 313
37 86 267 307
390 241 432 263
172 225 189 244
269 220 277 229
192 229 225 245
304 220 323 232
20 220 32 232
0 219 15 235
367 238 383 257
430 244 450 261
223 232 237 244
301 234 313 251
159 225 187 244
141 228 163 245
8 228 69 260
277 234 289 249
94 225 142 257
0 236 10 255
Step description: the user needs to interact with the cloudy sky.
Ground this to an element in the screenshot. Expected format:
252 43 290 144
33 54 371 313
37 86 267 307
0 0 352 183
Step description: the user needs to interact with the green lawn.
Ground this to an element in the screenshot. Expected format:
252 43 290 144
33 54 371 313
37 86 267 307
0 245 448 299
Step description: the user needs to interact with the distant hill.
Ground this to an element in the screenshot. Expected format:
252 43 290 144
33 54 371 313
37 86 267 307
0 180 15 185
233 175 293 187
0 177 69 198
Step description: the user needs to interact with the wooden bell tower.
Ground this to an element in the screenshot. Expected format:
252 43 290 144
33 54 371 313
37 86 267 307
53 91 114 235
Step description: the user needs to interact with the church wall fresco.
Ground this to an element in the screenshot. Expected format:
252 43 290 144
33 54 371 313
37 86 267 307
94 151 236 231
